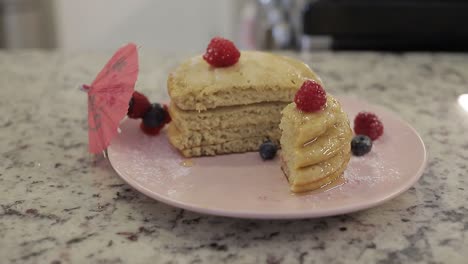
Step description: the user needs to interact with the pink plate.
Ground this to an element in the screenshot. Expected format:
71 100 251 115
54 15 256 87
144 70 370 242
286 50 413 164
108 96 426 219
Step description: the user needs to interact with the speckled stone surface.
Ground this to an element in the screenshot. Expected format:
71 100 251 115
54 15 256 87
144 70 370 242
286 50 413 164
1 50 467 264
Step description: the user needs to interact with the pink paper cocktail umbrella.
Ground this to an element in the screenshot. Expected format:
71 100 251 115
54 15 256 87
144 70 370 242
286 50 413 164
82 43 139 154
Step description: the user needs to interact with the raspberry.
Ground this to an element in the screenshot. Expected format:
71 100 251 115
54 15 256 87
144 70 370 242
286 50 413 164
294 80 327 112
354 112 384 140
140 122 163 136
203 37 240 67
128 91 151 119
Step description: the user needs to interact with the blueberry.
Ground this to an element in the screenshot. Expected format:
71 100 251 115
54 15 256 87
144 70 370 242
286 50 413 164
143 103 166 128
351 135 373 156
259 141 277 160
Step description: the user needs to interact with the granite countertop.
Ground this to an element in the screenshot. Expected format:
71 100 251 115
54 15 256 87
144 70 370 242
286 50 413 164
1 50 467 264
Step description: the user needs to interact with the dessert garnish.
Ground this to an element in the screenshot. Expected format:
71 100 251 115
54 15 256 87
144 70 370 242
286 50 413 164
351 135 373 156
81 43 138 154
127 92 171 136
294 80 327 112
259 141 277 160
127 91 151 119
202 37 240 67
354 112 384 140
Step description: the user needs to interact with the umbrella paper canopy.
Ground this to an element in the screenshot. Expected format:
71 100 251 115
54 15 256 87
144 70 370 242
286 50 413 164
84 43 139 154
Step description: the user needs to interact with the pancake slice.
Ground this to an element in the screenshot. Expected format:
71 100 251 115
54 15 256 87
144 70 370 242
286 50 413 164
279 94 353 193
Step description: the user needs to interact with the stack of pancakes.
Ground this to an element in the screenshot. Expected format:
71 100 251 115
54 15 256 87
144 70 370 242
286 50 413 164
167 51 319 157
279 95 353 192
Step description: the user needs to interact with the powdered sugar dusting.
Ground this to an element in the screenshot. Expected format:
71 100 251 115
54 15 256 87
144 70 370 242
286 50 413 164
347 151 401 187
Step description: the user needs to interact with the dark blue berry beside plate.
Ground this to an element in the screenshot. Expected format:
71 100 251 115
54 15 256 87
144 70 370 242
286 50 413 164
351 135 373 156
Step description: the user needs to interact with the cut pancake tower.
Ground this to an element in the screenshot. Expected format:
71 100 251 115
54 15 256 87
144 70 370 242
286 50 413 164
280 83 352 192
167 51 321 157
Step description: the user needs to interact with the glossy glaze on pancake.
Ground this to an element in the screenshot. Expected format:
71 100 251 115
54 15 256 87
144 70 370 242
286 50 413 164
280 94 353 192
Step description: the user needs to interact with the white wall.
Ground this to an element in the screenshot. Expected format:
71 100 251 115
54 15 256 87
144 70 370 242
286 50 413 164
53 0 244 53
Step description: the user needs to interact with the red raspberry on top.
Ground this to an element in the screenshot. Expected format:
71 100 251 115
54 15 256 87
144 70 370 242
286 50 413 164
354 112 384 140
203 37 240 67
294 80 327 112
128 91 151 119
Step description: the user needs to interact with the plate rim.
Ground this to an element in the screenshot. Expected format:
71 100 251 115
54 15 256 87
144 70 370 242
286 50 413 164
108 96 427 219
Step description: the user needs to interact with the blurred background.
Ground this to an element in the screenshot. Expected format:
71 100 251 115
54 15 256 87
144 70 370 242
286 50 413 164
1 0 467 52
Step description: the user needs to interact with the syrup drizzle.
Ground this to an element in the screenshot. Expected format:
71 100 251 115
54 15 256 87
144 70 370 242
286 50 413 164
179 159 194 167
292 175 347 196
